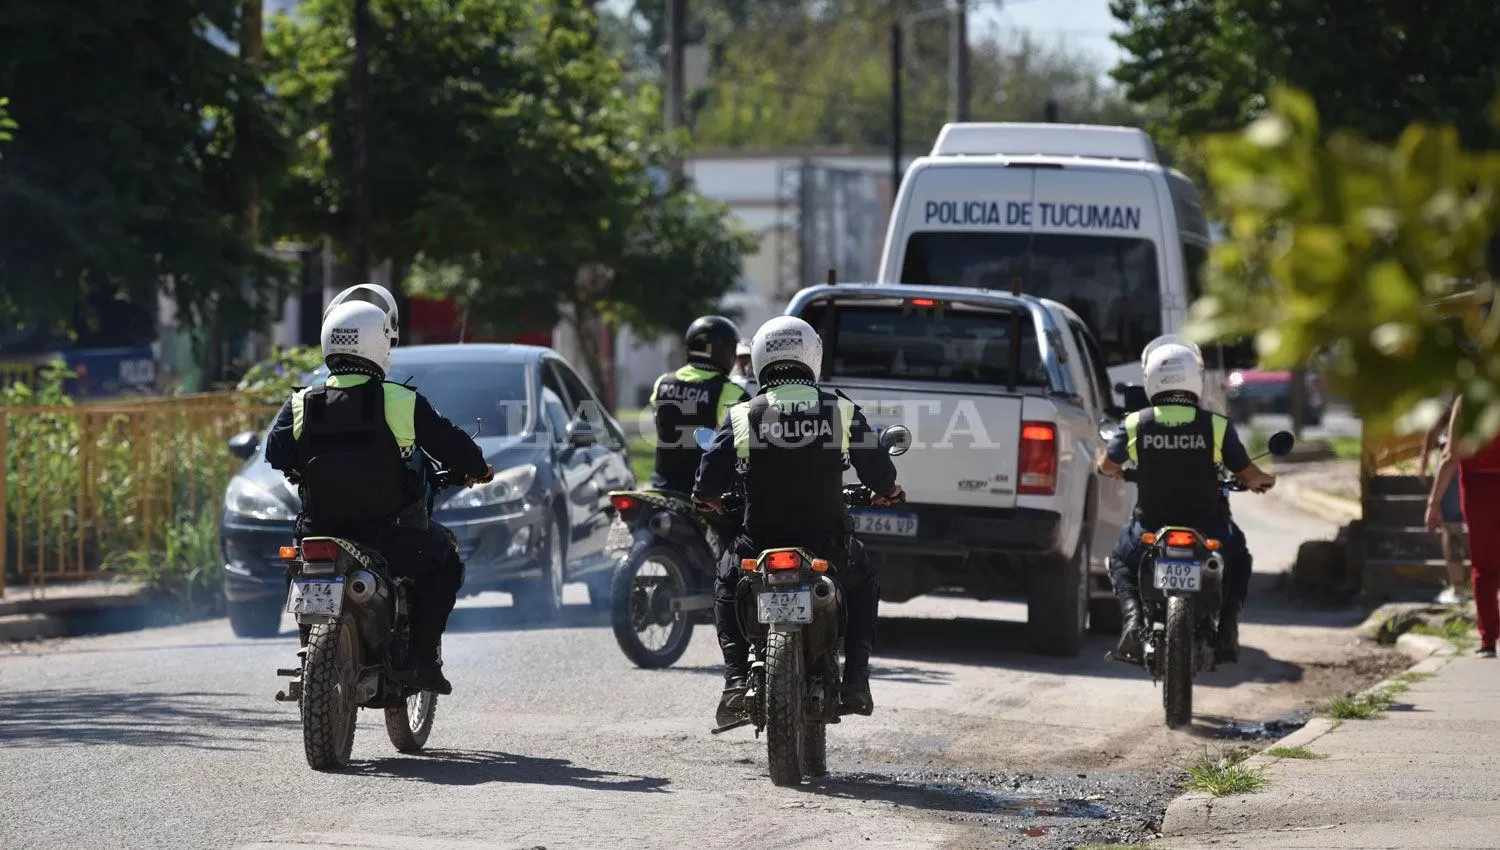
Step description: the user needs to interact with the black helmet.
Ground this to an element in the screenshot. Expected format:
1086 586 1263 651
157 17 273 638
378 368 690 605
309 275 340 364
685 315 739 372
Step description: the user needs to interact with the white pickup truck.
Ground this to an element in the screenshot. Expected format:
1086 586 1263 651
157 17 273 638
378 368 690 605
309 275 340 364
783 282 1134 656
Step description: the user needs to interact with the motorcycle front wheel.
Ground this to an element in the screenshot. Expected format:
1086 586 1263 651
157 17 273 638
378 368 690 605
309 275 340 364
610 543 695 669
1162 595 1195 729
765 628 805 786
385 690 437 752
302 616 360 770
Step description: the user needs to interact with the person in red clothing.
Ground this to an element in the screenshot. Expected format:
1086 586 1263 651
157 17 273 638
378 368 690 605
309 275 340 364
1427 395 1500 657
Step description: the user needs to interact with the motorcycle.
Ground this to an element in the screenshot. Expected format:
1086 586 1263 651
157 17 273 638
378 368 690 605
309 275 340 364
1109 429 1295 729
707 424 911 787
273 465 480 770
605 487 726 668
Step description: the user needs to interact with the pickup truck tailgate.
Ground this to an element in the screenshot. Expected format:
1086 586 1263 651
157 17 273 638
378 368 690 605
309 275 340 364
830 384 1024 509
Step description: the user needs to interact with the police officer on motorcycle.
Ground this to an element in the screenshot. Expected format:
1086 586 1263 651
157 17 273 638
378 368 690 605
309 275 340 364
265 299 492 695
649 316 750 493
694 316 904 723
1097 336 1276 664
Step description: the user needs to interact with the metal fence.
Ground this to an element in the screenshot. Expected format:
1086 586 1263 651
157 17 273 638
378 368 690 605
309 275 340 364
1 393 277 596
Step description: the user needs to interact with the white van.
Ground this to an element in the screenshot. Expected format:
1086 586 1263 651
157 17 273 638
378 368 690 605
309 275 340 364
877 122 1226 409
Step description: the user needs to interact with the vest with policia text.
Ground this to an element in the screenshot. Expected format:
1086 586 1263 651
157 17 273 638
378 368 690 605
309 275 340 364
650 364 745 492
729 385 855 547
291 374 425 529
1124 404 1230 531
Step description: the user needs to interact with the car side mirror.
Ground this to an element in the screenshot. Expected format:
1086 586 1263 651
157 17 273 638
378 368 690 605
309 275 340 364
879 425 912 457
228 430 260 461
566 420 596 449
1115 382 1150 414
1267 430 1296 457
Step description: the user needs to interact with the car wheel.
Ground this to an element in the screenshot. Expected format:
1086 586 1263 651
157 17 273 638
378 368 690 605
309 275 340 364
228 596 283 638
1027 530 1089 657
514 518 566 622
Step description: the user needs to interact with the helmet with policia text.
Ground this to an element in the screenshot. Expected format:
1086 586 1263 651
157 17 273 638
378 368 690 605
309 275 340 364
1142 334 1205 404
685 315 740 372
321 301 392 377
751 316 823 385
326 284 399 349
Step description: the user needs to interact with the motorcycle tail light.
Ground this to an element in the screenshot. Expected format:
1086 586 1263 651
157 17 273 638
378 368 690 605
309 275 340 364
1164 530 1197 548
610 493 638 513
300 539 339 562
766 551 801 571
278 546 298 561
810 559 829 572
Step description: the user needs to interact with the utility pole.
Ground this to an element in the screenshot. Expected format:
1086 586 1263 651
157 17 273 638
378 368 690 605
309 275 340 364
351 0 372 285
890 22 902 207
1044 97 1061 123
948 0 969 122
665 0 686 186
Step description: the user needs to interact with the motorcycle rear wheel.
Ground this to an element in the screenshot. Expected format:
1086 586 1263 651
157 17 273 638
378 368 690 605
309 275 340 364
801 719 827 779
610 544 695 669
302 616 360 770
765 628 805 786
385 690 437 752
1163 595 1194 729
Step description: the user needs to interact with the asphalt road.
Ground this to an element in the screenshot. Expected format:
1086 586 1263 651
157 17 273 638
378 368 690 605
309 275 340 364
1 494 1398 850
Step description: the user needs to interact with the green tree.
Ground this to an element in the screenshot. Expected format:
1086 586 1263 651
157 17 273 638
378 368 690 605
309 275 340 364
268 0 752 393
1111 0 1500 148
0 2 287 340
1188 88 1500 445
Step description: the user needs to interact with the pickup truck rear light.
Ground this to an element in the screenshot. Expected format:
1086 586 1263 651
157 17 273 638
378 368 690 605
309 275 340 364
1018 421 1057 495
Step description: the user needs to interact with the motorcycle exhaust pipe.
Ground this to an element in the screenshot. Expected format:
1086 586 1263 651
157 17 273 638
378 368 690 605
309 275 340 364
347 570 380 603
648 511 672 535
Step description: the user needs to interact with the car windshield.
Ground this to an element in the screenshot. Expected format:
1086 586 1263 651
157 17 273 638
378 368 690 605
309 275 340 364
801 303 1044 387
309 361 532 437
899 232 1161 366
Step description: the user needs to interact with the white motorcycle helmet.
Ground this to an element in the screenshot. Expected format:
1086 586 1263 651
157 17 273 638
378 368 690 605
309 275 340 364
321 301 393 376
1142 334 1205 402
325 283 399 349
751 316 823 384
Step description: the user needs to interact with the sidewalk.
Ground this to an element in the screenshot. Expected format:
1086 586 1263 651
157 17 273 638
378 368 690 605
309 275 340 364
1161 644 1499 848
0 579 149 640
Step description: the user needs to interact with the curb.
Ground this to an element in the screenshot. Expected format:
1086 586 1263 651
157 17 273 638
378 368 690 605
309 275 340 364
0 613 67 641
1273 478 1361 525
1160 634 1458 840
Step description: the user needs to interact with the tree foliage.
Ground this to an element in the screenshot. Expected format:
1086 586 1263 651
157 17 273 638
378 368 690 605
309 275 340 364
1188 88 1500 445
620 0 1142 150
1112 0 1500 148
268 0 753 392
0 1 287 337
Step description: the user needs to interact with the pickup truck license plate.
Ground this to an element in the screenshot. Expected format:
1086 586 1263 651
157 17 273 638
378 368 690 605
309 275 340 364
757 590 813 624
850 509 919 537
286 578 345 616
1153 560 1202 592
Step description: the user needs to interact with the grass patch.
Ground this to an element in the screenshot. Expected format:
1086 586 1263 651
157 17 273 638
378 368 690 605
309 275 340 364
1410 618 1479 650
1078 845 1155 850
1329 435 1362 460
627 435 655 483
1321 689 1396 720
1395 670 1435 685
1266 745 1325 760
1181 749 1271 797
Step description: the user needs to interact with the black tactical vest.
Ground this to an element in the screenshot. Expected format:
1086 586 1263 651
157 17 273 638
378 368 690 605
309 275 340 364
651 365 738 493
733 385 853 549
1127 404 1228 530
293 381 412 528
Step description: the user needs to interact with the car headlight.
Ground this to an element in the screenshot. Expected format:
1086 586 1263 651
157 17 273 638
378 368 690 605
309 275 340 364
450 464 536 511
224 477 290 521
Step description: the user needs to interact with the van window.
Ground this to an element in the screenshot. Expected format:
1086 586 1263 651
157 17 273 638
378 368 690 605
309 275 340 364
1183 242 1208 304
805 303 1045 387
899 232 1162 366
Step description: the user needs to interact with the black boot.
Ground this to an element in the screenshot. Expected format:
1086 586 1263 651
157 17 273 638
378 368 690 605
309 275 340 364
1215 600 1242 664
1114 596 1145 662
716 674 749 726
839 645 875 716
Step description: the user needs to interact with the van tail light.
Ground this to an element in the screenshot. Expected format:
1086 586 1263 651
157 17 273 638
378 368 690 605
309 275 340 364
1164 530 1197 548
300 539 340 562
1018 421 1057 495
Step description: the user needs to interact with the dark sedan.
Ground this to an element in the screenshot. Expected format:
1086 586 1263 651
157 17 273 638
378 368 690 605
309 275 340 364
221 344 637 637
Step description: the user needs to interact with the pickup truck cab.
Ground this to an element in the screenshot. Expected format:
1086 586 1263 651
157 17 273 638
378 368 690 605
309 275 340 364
784 283 1133 656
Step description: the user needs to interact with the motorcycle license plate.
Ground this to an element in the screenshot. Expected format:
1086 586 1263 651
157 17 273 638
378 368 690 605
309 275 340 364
286 578 345 616
1154 560 1203 592
757 590 813 624
850 509 918 537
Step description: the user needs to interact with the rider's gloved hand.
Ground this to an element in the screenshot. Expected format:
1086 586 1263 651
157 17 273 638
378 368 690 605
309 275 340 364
467 465 495 486
872 485 905 506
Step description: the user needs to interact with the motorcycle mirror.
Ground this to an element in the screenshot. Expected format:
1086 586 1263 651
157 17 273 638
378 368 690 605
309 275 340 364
694 427 716 452
1267 430 1296 457
472 417 483 439
879 425 912 457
